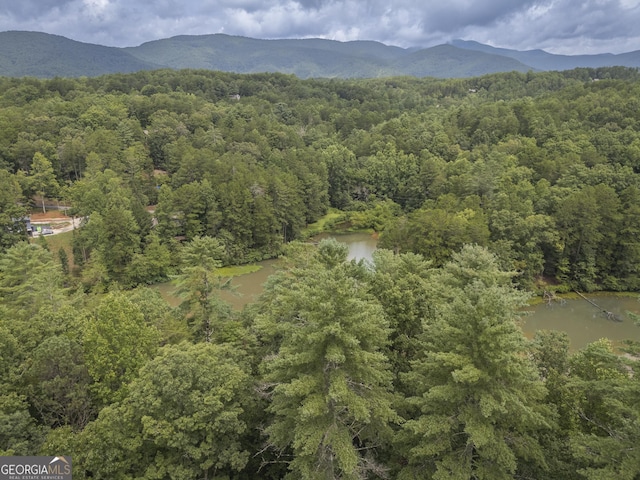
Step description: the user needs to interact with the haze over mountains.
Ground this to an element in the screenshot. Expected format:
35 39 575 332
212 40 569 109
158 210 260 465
1 30 640 79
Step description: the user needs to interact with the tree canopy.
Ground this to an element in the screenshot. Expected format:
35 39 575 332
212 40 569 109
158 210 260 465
1 67 640 479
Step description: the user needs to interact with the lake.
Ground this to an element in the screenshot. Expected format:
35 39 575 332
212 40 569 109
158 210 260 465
522 294 640 350
153 233 640 349
219 232 378 308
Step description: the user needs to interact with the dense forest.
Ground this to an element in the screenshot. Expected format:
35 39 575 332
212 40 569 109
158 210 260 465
1 67 640 479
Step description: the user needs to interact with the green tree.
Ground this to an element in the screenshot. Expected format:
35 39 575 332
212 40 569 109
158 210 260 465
0 242 67 323
28 152 60 213
554 185 621 290
126 233 172 285
613 186 640 290
257 239 397 479
0 392 42 455
23 335 94 430
175 236 232 343
86 207 141 283
153 184 179 240
0 312 42 456
382 203 490 267
398 245 551 479
369 249 434 384
267 171 306 243
58 247 69 276
77 342 253 480
125 287 191 346
82 292 158 406
159 180 221 240
530 330 580 478
320 144 357 209
0 169 28 252
568 339 640 479
57 135 87 181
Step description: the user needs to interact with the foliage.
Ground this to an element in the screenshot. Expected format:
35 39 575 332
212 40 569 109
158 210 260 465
256 239 398 479
568 339 640 479
0 242 67 322
1 67 640 478
82 291 159 406
174 236 235 343
76 342 254 480
2 67 640 288
0 169 28 252
26 152 59 213
397 246 552 479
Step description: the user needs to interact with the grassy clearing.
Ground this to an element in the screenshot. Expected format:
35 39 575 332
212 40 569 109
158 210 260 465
31 230 75 268
302 208 348 236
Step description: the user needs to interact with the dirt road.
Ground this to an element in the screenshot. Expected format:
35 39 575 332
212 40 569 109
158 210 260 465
30 213 83 235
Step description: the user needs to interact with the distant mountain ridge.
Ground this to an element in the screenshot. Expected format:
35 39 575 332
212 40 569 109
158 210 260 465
1 30 639 79
0 31 162 77
449 39 640 71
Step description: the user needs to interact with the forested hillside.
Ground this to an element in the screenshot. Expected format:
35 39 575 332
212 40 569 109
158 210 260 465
1 67 639 479
6 31 640 79
0 31 161 77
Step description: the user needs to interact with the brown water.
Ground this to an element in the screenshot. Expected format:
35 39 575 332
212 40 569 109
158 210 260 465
153 233 378 310
153 233 640 349
219 233 378 308
219 258 280 308
522 295 640 350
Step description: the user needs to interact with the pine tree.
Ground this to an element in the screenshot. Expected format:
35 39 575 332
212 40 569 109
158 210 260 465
174 236 232 343
398 245 552 479
258 239 397 479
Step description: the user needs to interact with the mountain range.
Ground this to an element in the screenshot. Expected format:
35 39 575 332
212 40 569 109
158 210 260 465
1 30 639 79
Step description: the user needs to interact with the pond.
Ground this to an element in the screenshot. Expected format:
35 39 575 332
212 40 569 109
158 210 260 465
311 232 379 262
522 294 640 350
153 232 378 310
219 232 378 308
153 233 640 349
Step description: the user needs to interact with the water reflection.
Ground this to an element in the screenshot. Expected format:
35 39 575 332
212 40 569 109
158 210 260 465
220 232 378 308
311 232 378 262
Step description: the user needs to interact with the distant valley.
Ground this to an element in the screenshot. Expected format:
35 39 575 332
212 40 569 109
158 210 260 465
1 30 640 79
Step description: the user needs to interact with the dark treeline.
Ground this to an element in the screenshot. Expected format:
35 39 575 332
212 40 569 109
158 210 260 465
1 67 640 479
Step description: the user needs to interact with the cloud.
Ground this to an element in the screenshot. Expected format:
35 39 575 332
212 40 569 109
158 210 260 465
0 0 639 54
483 0 640 53
419 0 540 31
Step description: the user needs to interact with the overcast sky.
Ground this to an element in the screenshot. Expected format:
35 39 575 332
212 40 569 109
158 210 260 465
1 0 640 55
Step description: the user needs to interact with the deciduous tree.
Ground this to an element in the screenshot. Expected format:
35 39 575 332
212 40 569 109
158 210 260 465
28 152 60 213
77 342 253 480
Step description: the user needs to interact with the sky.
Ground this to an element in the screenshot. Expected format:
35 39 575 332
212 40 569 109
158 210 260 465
1 0 640 55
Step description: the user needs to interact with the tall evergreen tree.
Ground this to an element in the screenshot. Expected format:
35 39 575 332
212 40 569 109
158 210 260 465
257 239 397 479
174 236 232 343
398 245 552 479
